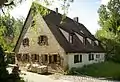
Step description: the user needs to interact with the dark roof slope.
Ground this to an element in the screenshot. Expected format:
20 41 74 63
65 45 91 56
14 3 105 53
43 10 105 53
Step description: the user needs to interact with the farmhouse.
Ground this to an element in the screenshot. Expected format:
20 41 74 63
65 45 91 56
14 2 105 71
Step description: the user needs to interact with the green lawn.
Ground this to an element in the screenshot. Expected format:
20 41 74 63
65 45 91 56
68 61 120 80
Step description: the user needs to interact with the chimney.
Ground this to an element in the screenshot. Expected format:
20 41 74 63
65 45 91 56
55 8 58 14
73 17 79 22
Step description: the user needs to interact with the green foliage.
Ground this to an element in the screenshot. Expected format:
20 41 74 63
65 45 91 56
31 2 50 17
68 61 120 80
96 0 120 62
0 45 25 82
0 46 9 82
0 13 23 52
6 53 15 64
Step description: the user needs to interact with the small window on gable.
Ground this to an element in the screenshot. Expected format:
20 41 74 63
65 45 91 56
69 33 74 44
38 35 48 46
31 20 35 27
23 38 29 47
89 54 94 61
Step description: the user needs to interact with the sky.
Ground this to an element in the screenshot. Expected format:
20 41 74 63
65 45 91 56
10 0 110 35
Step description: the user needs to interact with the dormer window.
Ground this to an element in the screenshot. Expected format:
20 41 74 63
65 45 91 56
38 35 48 46
75 32 83 43
69 33 74 44
95 40 99 46
87 38 91 44
23 38 29 47
91 40 95 46
83 37 87 45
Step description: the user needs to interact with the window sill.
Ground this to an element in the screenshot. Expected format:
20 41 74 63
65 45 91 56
74 62 82 64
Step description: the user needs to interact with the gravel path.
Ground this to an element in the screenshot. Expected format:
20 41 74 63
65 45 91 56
53 75 120 82
7 68 120 82
21 71 70 82
22 71 119 82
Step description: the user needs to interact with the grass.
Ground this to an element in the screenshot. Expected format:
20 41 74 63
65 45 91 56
68 61 120 80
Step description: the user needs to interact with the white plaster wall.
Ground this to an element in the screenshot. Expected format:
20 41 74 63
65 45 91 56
67 53 105 69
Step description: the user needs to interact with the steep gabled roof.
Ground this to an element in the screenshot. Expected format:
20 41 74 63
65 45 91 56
14 2 105 53
14 8 33 53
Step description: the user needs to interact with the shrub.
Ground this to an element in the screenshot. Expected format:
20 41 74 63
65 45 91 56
68 61 120 80
0 45 25 82
0 46 10 82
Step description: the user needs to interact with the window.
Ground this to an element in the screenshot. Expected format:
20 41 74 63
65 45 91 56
23 54 29 62
89 54 94 61
45 55 48 61
69 33 74 44
79 55 82 62
87 38 91 44
59 28 69 41
83 38 87 45
38 35 48 46
91 41 95 46
74 55 79 63
31 54 39 62
23 38 29 47
45 54 59 64
96 54 100 58
17 54 22 61
75 33 83 43
95 40 99 46
31 20 35 27
74 55 82 63
53 55 57 62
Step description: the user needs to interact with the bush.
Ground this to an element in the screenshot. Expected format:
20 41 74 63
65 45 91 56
0 46 10 82
0 45 25 82
68 61 120 80
6 53 15 64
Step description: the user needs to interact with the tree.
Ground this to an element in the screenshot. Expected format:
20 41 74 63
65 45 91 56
0 46 9 82
0 0 73 15
0 13 23 52
96 0 120 62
